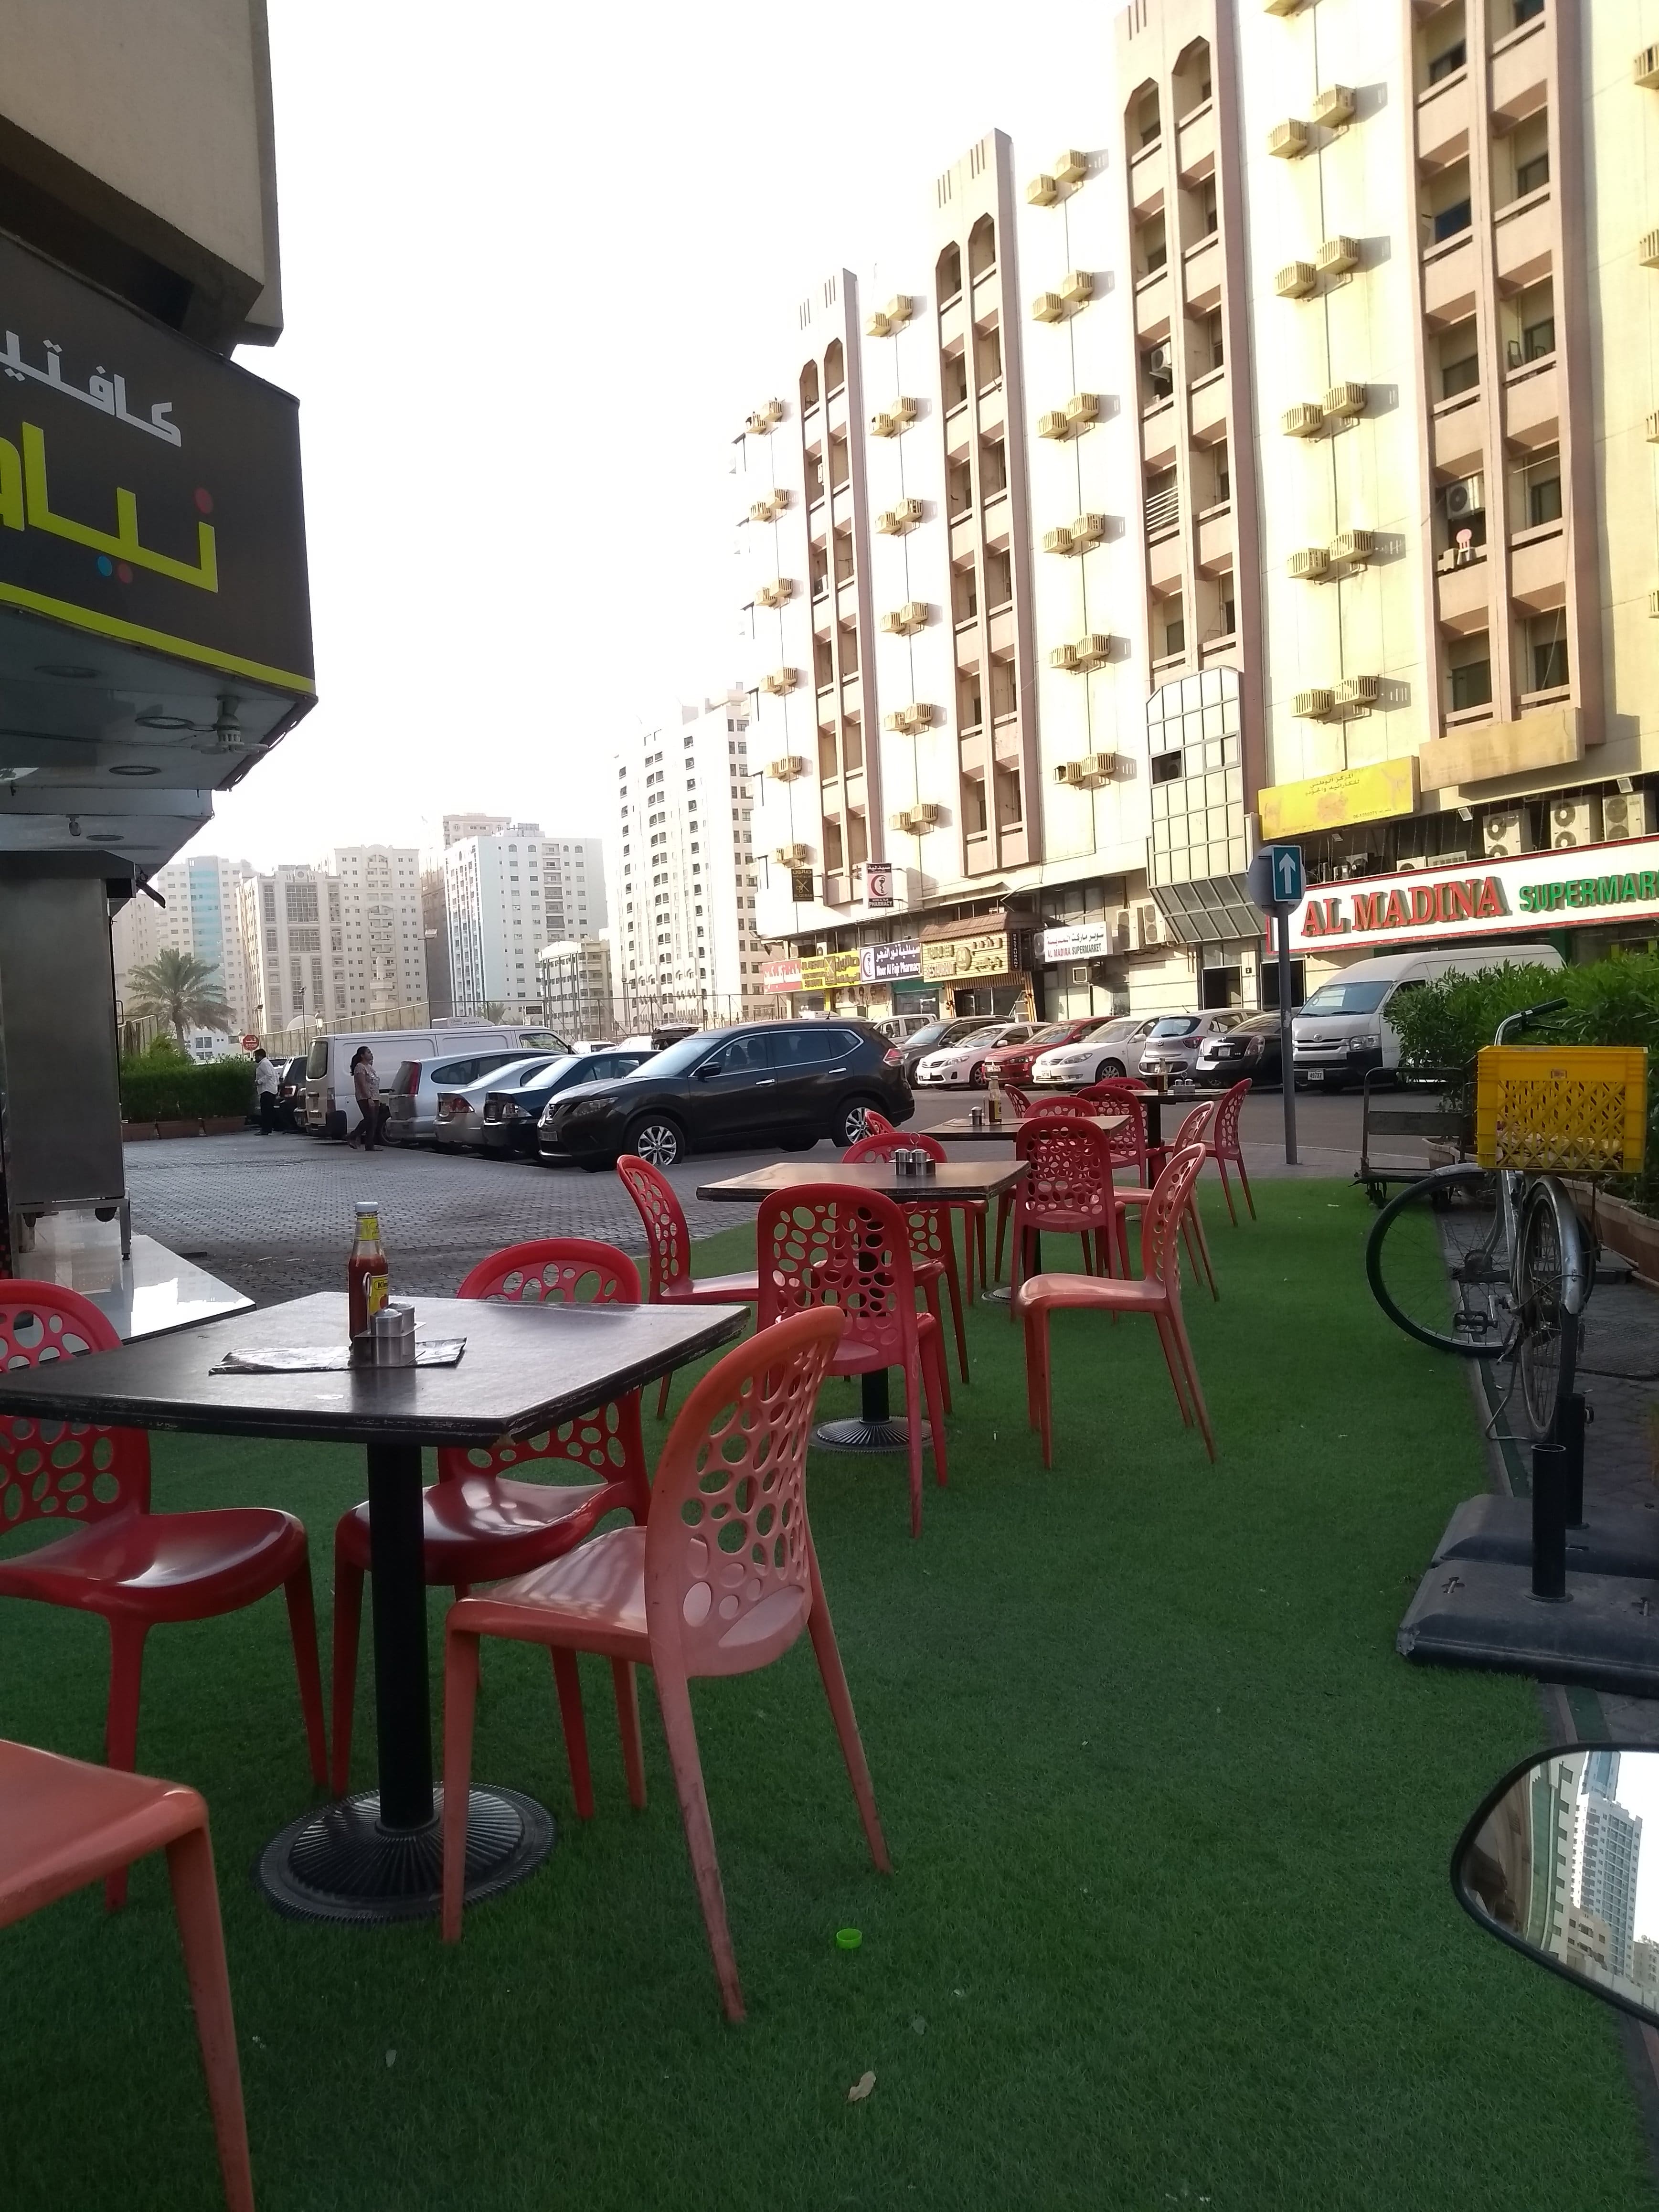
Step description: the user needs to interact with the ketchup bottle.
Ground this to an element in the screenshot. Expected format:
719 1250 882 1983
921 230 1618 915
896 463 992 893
348 1203 389 1339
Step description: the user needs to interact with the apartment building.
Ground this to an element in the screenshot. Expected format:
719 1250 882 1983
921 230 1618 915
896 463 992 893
239 864 350 1036
536 936 615 1039
327 846 426 1021
442 821 603 1017
110 852 254 1052
610 694 766 1031
742 1 1659 1025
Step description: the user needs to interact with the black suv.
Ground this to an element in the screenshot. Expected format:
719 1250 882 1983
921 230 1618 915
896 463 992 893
542 1020 913 1170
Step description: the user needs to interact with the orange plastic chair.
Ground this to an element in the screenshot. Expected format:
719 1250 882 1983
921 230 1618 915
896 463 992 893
1106 1101 1219 1298
617 1153 761 1414
758 1185 950 1537
1205 1078 1257 1223
441 1308 890 2021
842 1129 970 1386
1015 1146 1217 1466
0 1284 325 1908
1005 1118 1119 1303
0 1739 255 2209
330 1239 650 1794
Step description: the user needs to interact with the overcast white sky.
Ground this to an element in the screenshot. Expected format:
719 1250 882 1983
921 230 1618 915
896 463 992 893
183 0 1112 872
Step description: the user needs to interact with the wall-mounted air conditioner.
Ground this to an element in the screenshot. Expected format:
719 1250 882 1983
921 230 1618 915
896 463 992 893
1316 235 1361 276
1042 525 1075 556
870 411 896 438
1482 808 1535 858
1065 392 1101 428
1647 412 1659 444
1396 857 1429 872
1287 547 1330 581
1639 229 1659 268
884 295 914 329
747 499 774 524
1050 643 1080 672
1053 149 1089 185
879 602 930 636
891 396 918 426
1443 473 1485 520
876 498 924 534
774 843 810 867
1282 404 1325 437
1648 588 1659 619
1276 261 1317 299
1075 634 1114 669
767 757 807 784
1549 797 1601 849
1323 382 1368 420
1636 45 1659 88
1604 789 1656 839
890 803 941 834
1329 529 1376 565
1054 753 1116 788
1136 903 1164 949
754 578 794 608
1071 512 1107 549
1060 270 1095 309
1031 292 1065 324
760 668 798 697
1268 119 1311 159
1027 174 1060 208
1038 410 1070 440
883 702 935 736
1309 85 1355 128
1294 688 1335 719
1333 674 1381 711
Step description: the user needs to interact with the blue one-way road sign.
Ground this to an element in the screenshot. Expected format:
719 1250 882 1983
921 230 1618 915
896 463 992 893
1247 842 1305 911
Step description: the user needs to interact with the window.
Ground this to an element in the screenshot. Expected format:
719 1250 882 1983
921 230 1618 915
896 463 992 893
1138 214 1168 276
936 243 962 302
1135 88 1160 148
799 360 819 411
824 338 844 395
1428 39 1466 83
980 436 1008 498
968 216 995 280
1152 749 1182 786
1448 638 1492 712
1212 442 1231 504
1442 351 1479 398
1428 162 1473 245
975 324 1002 391
1163 603 1186 658
1527 611 1569 693
702 1033 773 1076
1523 449 1562 527
1202 309 1223 371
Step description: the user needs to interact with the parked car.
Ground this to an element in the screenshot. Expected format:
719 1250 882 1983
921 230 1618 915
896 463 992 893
1030 1015 1158 1088
875 1011 939 1048
1196 1010 1285 1089
541 1020 913 1171
1292 943 1564 1089
476 1048 657 1159
980 1020 1108 1087
384 1049 553 1146
432 1055 569 1151
897 1017 989 1085
1138 1012 1243 1088
274 1053 308 1131
914 1022 1053 1088
305 1023 566 1137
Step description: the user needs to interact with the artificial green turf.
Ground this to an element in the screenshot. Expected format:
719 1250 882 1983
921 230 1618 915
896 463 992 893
0 1181 1650 2210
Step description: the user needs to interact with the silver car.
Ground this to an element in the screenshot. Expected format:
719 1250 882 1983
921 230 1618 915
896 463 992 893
432 1055 569 1151
1137 1012 1243 1088
385 1049 552 1147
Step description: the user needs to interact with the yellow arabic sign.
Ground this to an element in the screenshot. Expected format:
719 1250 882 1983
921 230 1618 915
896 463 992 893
0 422 217 591
796 950 862 990
921 931 1012 983
1258 757 1417 840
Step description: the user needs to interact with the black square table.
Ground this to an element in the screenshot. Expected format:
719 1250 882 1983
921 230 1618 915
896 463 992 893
695 1160 1025 1450
0 1289 747 1924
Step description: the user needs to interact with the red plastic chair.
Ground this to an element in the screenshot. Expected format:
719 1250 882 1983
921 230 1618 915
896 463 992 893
1006 1119 1120 1303
441 1308 890 2021
758 1185 950 1536
330 1239 650 1795
1205 1078 1256 1222
1015 1146 1216 1466
617 1153 761 1415
862 1108 896 1136
1000 1081 1032 1120
1107 1100 1219 1297
1 1740 254 2209
842 1129 969 1386
0 1284 325 1908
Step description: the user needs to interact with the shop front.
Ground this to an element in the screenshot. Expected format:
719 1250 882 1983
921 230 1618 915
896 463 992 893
760 939 938 1021
919 920 1032 1020
1035 921 1130 1020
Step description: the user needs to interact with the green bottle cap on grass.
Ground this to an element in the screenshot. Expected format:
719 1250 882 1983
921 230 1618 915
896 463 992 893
835 1927 862 1951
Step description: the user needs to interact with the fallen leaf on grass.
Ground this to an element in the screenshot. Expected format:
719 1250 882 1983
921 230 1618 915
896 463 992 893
848 2071 876 2103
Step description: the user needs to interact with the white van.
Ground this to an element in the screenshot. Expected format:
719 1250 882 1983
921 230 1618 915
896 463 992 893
1291 942 1563 1089
304 1024 567 1137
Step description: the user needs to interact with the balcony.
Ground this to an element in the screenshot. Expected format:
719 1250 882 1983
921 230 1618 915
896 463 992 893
1504 354 1559 448
1431 392 1484 477
1144 481 1180 536
1181 235 1222 315
1422 234 1477 327
1435 548 1490 633
982 490 1011 552
1176 100 1216 184
978 385 1007 445
1415 69 1470 172
1509 520 1566 614
1494 191 1553 291
1141 397 1178 471
1190 372 1229 445
1135 268 1172 342
1148 532 1184 596
1128 140 1164 219
987 604 1016 658
837 577 859 625
1196 508 1234 575
949 513 977 565
840 673 863 720
1489 17 1548 128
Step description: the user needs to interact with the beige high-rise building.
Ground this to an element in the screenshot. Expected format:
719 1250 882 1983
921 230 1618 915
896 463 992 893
743 0 1659 1029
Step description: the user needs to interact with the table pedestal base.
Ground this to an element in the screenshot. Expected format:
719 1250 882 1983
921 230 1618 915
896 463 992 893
813 1370 932 1456
256 1785 553 1925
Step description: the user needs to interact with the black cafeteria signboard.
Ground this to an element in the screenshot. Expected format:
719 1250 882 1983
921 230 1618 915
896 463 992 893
0 230 312 696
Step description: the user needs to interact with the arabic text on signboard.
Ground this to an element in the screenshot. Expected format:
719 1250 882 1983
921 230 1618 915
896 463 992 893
863 940 922 981
920 931 1011 983
1286 836 1659 955
1037 923 1111 964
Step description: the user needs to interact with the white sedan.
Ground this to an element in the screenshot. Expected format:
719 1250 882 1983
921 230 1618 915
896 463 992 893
913 1022 1035 1087
1030 1015 1157 1087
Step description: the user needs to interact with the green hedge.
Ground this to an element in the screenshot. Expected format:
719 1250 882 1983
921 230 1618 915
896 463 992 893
1388 951 1659 1208
119 1054 255 1123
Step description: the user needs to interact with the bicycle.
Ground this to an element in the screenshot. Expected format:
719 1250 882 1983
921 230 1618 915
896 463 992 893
1363 998 1595 1443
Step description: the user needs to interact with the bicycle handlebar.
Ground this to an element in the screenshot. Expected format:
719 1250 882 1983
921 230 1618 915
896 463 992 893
1493 997 1570 1046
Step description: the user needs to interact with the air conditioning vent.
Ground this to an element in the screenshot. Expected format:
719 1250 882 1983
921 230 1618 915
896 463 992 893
1054 752 1117 788
1075 634 1114 670
1548 798 1601 849
1268 119 1311 160
1482 808 1535 859
890 803 940 834
754 577 794 608
1071 512 1107 549
1323 382 1368 420
1309 85 1355 128
767 758 807 784
885 295 913 330
876 498 924 535
1136 903 1164 949
1042 525 1075 556
1050 643 1080 672
1636 44 1659 88
1329 529 1376 565
1287 547 1330 581
1059 269 1095 308
1031 292 1065 324
1333 674 1381 709
774 843 810 867
882 702 936 736
744 411 769 437
879 602 930 637
1054 149 1089 185
748 499 774 524
1640 229 1659 268
870 411 897 438
1294 688 1335 719
1065 391 1101 427
1604 789 1656 838
1649 587 1659 619
1648 412 1659 444
1276 260 1318 298
1038 410 1071 440
1443 473 1485 519
761 668 799 697
892 395 917 426
1282 403 1326 438
865 308 894 338
1027 174 1060 207
1315 235 1361 276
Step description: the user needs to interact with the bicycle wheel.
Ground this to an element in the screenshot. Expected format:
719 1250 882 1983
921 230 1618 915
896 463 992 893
1364 1164 1516 1359
1513 1181 1583 1442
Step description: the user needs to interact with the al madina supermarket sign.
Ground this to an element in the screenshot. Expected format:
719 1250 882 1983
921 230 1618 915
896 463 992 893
1285 836 1659 955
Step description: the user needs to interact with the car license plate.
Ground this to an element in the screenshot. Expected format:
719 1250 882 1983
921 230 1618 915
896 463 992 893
1305 1069 1323 1084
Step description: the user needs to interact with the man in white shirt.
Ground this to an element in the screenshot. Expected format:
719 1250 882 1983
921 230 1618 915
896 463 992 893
253 1047 281 1136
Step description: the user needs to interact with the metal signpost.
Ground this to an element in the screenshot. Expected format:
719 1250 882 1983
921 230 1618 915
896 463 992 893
1246 842 1304 1166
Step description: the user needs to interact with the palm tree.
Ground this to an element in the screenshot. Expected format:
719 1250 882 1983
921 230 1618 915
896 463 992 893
126 947 234 1048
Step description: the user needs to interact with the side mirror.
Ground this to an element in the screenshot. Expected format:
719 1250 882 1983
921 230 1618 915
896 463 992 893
693 1063 716 1081
1454 1747 1659 2026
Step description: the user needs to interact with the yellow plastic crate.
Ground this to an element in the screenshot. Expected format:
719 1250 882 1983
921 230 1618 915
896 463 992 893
1474 1045 1648 1174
